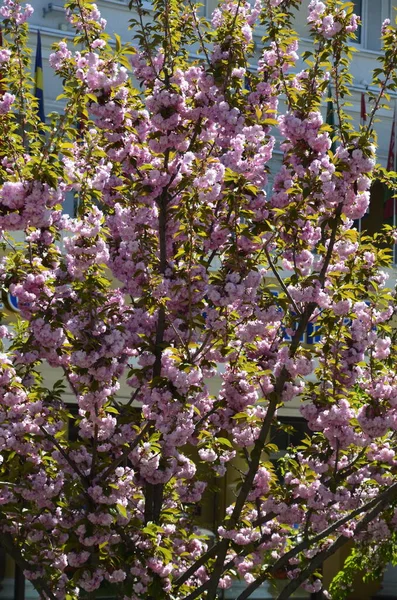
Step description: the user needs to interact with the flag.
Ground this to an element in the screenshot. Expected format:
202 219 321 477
384 105 396 221
387 105 395 172
34 30 45 122
360 92 366 125
326 85 334 128
244 71 251 91
326 85 337 153
0 27 5 99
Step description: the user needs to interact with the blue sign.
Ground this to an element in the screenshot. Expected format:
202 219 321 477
1 291 19 313
7 293 19 312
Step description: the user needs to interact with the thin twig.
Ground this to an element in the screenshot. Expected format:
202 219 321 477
99 422 150 482
264 246 302 315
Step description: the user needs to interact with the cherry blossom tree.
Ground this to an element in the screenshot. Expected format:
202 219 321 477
1 0 397 598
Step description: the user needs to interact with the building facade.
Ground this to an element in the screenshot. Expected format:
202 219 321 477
1 0 397 598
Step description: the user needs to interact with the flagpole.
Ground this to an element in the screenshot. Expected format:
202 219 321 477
359 91 367 234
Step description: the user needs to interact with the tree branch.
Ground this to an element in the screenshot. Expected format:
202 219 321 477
264 246 302 315
236 481 397 600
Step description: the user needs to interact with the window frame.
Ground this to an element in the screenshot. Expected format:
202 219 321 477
351 0 390 53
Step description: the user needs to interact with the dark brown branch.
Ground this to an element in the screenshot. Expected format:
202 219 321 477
38 425 90 490
177 199 355 599
236 481 397 600
264 247 302 315
275 485 397 600
144 178 168 525
174 545 218 588
187 0 211 67
0 532 58 600
99 422 150 482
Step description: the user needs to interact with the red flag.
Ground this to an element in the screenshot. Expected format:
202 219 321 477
360 92 366 124
384 106 396 220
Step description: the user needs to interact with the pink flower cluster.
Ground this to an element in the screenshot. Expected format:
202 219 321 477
0 0 33 24
0 180 64 230
0 0 395 598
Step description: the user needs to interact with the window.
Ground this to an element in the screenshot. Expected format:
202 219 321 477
352 0 363 43
270 416 310 461
102 0 206 12
67 403 80 442
355 179 397 264
352 0 389 52
63 191 77 217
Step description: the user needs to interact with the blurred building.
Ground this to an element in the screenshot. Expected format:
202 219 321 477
1 0 397 598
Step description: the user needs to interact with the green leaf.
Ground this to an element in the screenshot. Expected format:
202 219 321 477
115 33 122 53
217 437 233 448
116 503 127 518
